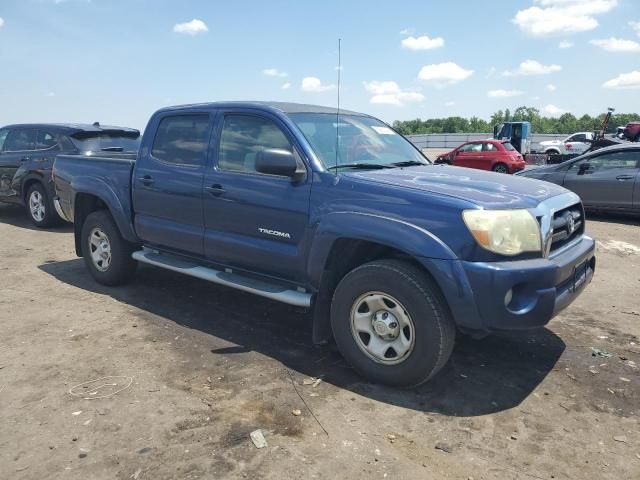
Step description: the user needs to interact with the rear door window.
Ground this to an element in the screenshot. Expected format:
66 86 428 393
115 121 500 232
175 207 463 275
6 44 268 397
35 130 59 150
151 115 210 166
482 142 498 152
4 128 37 151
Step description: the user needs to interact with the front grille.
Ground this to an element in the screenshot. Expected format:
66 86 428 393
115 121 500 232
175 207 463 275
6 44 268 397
549 203 584 252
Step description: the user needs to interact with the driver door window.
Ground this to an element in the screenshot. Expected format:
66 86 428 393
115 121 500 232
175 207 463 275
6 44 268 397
572 151 639 173
218 115 294 173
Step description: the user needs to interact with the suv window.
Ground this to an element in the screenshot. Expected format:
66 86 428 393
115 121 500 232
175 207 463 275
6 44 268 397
573 151 639 170
35 130 59 150
4 128 37 151
151 114 210 166
482 142 498 152
218 115 293 173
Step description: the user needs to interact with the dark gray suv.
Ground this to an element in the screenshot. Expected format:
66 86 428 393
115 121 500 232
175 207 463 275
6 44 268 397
0 123 139 227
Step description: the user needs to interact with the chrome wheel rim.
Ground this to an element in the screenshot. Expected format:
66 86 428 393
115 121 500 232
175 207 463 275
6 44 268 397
29 191 45 222
89 227 112 272
350 292 415 365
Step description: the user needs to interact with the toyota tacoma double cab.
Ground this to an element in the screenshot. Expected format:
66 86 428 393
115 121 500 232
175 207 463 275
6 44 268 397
53 102 596 386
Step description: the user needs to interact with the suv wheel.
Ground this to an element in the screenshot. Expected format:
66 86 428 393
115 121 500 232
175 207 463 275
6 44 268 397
26 183 61 228
330 260 455 387
81 210 137 286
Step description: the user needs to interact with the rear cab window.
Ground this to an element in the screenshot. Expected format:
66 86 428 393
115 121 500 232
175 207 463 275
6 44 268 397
151 114 210 166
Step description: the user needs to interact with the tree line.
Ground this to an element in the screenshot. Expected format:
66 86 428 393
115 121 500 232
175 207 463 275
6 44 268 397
392 106 639 136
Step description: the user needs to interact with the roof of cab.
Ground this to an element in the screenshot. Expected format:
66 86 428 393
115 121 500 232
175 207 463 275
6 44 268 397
1 123 139 135
156 101 368 117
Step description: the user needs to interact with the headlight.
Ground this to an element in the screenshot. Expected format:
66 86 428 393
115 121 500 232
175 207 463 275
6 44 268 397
462 209 541 256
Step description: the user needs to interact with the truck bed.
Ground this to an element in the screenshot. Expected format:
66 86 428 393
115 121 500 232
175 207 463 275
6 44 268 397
54 154 137 237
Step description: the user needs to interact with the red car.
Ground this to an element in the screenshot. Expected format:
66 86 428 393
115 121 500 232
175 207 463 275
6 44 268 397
622 121 640 142
435 140 526 174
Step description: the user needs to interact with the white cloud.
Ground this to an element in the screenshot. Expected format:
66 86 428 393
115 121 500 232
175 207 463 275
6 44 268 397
399 27 415 35
173 19 208 36
263 68 288 78
0 17 4 29
281 82 291 90
559 40 574 48
401 35 444 50
542 104 565 116
590 37 640 53
445 101 456 106
630 21 640 37
418 62 473 84
503 59 562 76
301 77 336 92
363 81 425 106
603 70 640 89
513 0 617 37
487 89 524 98
547 83 557 91
45 92 55 97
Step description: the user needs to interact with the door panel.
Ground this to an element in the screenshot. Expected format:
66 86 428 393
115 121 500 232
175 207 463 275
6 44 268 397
0 128 36 202
133 113 212 255
203 111 312 281
563 151 639 209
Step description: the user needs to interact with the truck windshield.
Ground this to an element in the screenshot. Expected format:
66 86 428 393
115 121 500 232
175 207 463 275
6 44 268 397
289 113 429 169
70 133 140 153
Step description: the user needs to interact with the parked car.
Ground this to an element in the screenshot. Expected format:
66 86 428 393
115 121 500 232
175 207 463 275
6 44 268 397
517 144 640 214
537 132 595 156
0 123 140 227
621 122 640 142
435 140 526 173
53 101 595 387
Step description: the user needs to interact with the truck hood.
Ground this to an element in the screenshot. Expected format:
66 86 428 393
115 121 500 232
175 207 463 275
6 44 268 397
346 165 568 209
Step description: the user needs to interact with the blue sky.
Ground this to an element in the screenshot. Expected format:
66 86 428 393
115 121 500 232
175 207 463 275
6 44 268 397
0 0 639 130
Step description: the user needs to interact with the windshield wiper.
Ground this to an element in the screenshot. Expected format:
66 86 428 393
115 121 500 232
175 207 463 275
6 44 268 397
327 163 394 171
390 160 428 168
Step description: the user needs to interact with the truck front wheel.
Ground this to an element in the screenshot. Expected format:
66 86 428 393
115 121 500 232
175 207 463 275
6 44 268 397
81 210 137 286
330 260 455 387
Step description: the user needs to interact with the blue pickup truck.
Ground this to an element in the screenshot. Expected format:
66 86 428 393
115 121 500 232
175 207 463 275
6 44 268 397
53 102 596 386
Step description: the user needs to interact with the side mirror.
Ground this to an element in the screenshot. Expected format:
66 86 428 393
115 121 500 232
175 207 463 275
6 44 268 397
577 162 590 175
255 148 303 180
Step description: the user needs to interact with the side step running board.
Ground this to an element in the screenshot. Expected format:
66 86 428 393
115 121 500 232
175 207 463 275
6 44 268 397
132 249 312 308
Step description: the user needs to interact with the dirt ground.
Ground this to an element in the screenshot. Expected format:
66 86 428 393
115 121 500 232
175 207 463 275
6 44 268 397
0 203 638 480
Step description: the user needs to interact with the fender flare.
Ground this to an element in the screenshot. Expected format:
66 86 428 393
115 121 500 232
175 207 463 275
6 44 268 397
71 176 138 244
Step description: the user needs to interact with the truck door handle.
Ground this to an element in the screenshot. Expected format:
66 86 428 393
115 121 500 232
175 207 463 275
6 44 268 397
21 156 31 162
616 175 634 181
138 175 154 186
205 184 226 195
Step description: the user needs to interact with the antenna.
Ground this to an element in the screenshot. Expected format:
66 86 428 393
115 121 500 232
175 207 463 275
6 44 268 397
335 38 341 174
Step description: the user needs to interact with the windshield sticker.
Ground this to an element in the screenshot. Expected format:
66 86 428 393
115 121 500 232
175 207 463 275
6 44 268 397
371 126 396 135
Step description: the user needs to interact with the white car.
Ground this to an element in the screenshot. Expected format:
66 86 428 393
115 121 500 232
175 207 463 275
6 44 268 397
538 132 594 155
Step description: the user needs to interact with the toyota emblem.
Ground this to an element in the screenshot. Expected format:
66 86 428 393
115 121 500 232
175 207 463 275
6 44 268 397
567 214 575 235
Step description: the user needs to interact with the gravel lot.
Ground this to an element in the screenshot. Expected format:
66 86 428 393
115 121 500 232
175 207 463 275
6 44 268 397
0 203 638 480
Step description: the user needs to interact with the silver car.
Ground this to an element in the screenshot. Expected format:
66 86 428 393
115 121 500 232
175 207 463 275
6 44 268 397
517 144 640 214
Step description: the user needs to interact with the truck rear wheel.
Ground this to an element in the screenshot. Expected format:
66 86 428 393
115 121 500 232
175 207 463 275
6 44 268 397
81 210 137 286
330 259 455 387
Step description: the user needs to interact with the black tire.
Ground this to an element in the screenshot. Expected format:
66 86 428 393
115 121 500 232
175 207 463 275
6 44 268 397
547 149 560 155
492 163 508 173
81 210 137 286
26 183 62 228
330 259 456 387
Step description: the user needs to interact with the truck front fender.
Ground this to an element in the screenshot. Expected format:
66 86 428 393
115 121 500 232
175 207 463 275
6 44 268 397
307 211 457 288
71 175 137 243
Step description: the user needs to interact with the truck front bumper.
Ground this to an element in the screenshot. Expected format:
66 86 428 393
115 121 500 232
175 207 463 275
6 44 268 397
421 235 596 332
